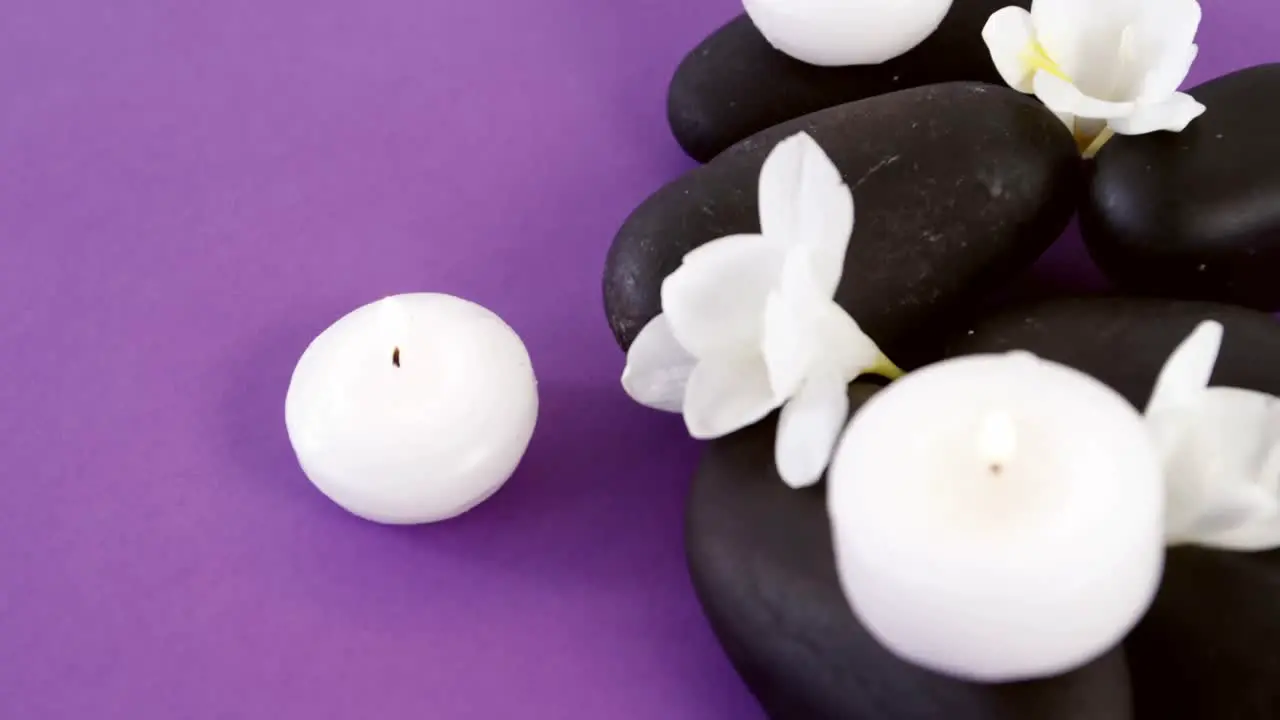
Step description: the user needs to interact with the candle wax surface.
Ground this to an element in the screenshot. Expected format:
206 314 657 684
828 352 1165 682
743 0 953 67
285 293 538 525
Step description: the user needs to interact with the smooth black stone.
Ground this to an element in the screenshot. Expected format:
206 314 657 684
946 296 1280 719
668 0 1028 162
945 296 1280 404
1081 64 1280 311
687 383 1134 720
605 83 1080 369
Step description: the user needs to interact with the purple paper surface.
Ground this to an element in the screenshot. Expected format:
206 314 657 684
0 1 1275 717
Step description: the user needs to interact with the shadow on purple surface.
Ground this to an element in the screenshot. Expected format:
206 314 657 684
217 318 694 584
978 218 1116 316
217 316 328 510
422 382 696 577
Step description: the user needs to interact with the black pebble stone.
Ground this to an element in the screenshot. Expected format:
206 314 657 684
605 82 1080 370
1081 64 1280 311
945 295 1280 403
686 382 1135 720
667 0 1028 162
946 296 1280 720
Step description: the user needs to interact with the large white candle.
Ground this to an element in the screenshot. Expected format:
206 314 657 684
827 352 1164 682
743 0 953 67
285 293 538 524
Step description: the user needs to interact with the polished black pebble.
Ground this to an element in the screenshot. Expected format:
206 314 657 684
686 383 1135 720
945 295 1280 403
1081 64 1280 311
605 82 1080 370
947 296 1280 720
667 0 1027 162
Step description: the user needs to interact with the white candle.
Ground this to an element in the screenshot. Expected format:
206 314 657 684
744 0 954 67
285 293 538 524
827 352 1164 682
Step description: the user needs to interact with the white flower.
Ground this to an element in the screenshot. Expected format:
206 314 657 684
621 132 900 489
982 0 1206 156
1145 320 1280 550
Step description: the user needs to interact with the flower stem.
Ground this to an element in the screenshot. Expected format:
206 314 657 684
868 353 906 381
1082 127 1115 159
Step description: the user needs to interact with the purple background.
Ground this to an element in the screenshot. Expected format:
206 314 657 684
0 0 1275 717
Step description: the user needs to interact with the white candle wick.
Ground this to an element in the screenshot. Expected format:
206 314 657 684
376 296 411 368
978 410 1017 474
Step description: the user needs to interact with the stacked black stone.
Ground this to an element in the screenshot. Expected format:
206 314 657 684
603 7 1280 717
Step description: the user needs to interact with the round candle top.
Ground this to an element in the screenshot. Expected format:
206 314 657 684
285 293 538 525
827 352 1164 683
743 0 953 67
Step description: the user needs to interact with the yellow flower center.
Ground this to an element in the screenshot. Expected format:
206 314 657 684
1019 40 1116 159
1019 40 1071 83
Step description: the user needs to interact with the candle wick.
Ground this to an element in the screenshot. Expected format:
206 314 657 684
392 347 401 368
979 410 1017 473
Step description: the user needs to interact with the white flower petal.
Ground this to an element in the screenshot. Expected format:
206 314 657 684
777 244 830 306
1136 45 1198 101
762 246 859 397
1163 0 1203 51
1162 449 1280 549
1195 517 1280 552
1033 71 1136 120
1259 431 1280 497
1109 92 1205 135
661 233 786 358
683 353 781 439
982 7 1038 94
1170 482 1277 546
621 314 696 413
775 366 851 489
1032 0 1147 78
1131 0 1202 65
756 132 854 296
1029 0 1100 76
1106 23 1153 103
1053 110 1078 134
819 300 887 382
762 291 814 400
677 232 773 267
761 279 820 403
1144 320 1222 417
1157 387 1280 549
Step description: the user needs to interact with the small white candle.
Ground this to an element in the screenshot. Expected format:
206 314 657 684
827 352 1164 682
285 293 538 524
744 0 954 67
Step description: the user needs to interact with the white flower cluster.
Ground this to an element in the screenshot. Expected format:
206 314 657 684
983 0 1206 156
622 133 900 489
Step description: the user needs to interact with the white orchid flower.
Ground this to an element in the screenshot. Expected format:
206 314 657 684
1145 321 1280 551
621 132 901 489
982 0 1206 157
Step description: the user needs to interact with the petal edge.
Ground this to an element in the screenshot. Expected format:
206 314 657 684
683 353 781 440
1145 320 1223 417
757 132 855 297
661 234 785 358
982 7 1038 94
621 314 696 413
775 367 851 489
1109 92 1206 135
